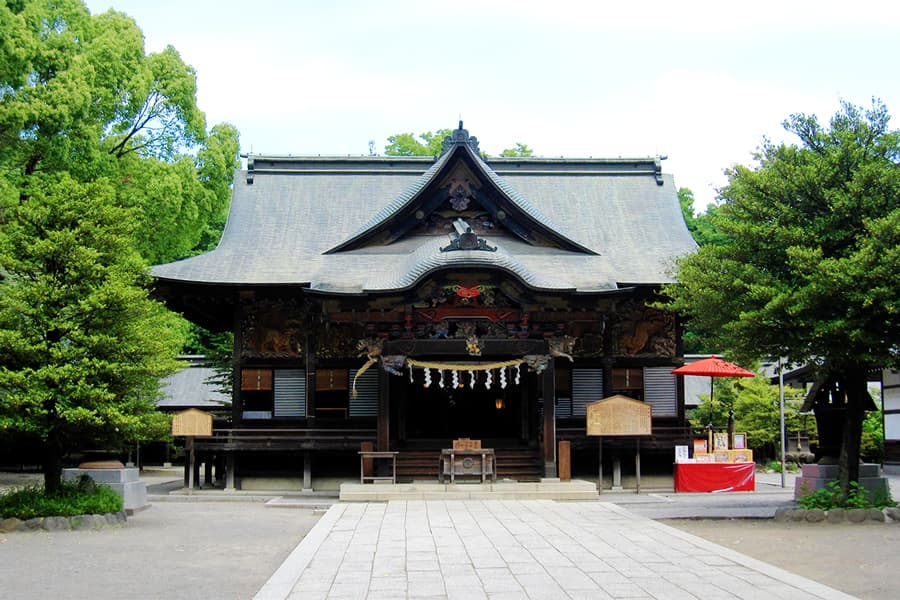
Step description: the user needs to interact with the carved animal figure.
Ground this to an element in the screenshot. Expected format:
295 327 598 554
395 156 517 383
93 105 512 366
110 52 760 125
357 337 384 360
548 335 576 363
620 318 665 356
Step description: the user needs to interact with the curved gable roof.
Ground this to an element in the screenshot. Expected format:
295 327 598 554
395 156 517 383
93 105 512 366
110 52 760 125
326 126 596 255
363 236 576 292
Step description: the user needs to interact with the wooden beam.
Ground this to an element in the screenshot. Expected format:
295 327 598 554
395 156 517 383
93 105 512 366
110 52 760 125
542 359 557 477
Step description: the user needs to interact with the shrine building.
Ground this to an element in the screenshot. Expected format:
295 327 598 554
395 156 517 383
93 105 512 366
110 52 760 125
152 123 698 489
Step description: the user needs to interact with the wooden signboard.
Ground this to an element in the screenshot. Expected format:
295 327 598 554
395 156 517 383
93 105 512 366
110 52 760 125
171 408 213 437
586 395 652 437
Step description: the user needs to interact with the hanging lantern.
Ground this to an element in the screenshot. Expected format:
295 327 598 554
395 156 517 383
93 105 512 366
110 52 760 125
495 398 504 410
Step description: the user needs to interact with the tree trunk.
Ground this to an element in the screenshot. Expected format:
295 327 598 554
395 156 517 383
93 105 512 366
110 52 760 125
43 427 63 495
837 368 868 501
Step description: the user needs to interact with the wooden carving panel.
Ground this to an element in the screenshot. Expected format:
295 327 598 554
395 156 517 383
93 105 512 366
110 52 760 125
241 302 307 358
612 301 675 358
586 395 652 436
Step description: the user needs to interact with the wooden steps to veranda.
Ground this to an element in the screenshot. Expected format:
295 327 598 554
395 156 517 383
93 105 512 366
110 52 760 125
394 448 542 483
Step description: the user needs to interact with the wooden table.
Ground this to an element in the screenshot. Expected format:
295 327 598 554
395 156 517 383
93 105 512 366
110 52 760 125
674 462 755 492
439 448 495 483
358 451 397 484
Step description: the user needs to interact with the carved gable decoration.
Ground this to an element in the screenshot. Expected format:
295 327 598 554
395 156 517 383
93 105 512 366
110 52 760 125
325 123 595 255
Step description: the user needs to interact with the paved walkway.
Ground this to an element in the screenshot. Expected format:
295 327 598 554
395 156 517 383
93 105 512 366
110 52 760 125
255 500 853 600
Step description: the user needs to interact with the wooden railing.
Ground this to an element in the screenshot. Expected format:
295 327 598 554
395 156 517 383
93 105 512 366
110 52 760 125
193 427 376 452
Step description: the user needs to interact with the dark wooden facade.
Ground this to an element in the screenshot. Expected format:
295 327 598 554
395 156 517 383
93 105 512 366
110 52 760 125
153 124 697 487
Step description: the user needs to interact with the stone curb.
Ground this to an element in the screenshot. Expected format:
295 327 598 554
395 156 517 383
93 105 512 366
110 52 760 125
774 506 896 523
0 510 127 533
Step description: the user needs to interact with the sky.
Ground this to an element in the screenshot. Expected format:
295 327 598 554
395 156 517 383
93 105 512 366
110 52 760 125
83 0 900 210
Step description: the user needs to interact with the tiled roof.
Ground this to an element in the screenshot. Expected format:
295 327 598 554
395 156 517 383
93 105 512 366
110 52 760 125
157 356 230 409
152 150 696 293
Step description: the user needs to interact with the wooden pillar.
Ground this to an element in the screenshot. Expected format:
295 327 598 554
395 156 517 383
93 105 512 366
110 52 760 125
225 454 236 491
377 370 389 451
306 334 317 424
302 452 312 492
542 359 557 477
558 440 571 481
232 303 243 423
203 456 213 488
192 454 201 489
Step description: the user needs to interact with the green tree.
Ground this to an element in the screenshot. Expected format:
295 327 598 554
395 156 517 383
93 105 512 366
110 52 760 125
0 0 239 491
0 174 185 493
500 143 534 157
0 1 240 265
661 100 900 499
384 129 451 157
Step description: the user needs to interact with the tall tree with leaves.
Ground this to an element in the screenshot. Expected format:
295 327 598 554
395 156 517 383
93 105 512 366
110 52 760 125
384 129 535 159
661 100 900 499
384 129 451 157
0 0 238 491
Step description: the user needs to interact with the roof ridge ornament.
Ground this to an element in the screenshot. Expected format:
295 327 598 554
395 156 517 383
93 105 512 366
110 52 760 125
441 218 496 253
441 120 480 155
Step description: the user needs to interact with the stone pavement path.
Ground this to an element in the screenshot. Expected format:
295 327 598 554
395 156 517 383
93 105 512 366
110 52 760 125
256 500 853 600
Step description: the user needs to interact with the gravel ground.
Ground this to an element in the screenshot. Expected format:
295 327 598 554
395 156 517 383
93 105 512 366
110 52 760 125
667 518 900 600
4 468 900 599
0 501 321 600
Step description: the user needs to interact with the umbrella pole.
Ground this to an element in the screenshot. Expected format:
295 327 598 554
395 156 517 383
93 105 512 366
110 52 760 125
708 377 715 451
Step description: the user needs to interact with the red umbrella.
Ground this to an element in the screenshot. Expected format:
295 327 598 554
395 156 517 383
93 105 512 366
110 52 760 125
672 356 754 427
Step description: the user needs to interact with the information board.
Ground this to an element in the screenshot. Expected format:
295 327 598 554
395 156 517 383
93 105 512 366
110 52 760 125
171 408 213 437
586 395 652 436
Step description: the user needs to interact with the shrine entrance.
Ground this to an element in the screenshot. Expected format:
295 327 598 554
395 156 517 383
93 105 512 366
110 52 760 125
396 361 531 446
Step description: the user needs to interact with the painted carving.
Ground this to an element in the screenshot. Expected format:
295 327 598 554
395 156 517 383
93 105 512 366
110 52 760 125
241 302 306 358
613 301 675 357
548 335 577 363
524 354 550 373
357 337 384 361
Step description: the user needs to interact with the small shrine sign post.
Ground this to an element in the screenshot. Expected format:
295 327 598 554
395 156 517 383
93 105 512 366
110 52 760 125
171 409 213 495
586 395 652 493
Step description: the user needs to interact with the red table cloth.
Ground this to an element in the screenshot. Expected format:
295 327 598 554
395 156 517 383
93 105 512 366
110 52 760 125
674 462 755 492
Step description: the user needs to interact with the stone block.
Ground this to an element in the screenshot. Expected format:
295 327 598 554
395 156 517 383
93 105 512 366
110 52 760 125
805 509 826 522
0 517 21 532
773 507 792 522
826 508 845 523
847 508 867 523
21 518 43 530
62 467 147 512
868 508 886 522
884 507 900 522
788 508 807 521
42 516 71 531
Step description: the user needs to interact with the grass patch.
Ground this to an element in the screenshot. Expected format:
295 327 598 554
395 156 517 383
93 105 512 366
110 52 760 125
0 476 123 520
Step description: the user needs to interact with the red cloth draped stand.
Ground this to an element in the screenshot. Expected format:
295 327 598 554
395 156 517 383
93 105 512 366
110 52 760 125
674 462 755 493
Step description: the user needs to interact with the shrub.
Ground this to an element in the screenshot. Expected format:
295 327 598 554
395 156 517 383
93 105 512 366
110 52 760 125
797 479 896 510
765 460 799 473
0 476 123 520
